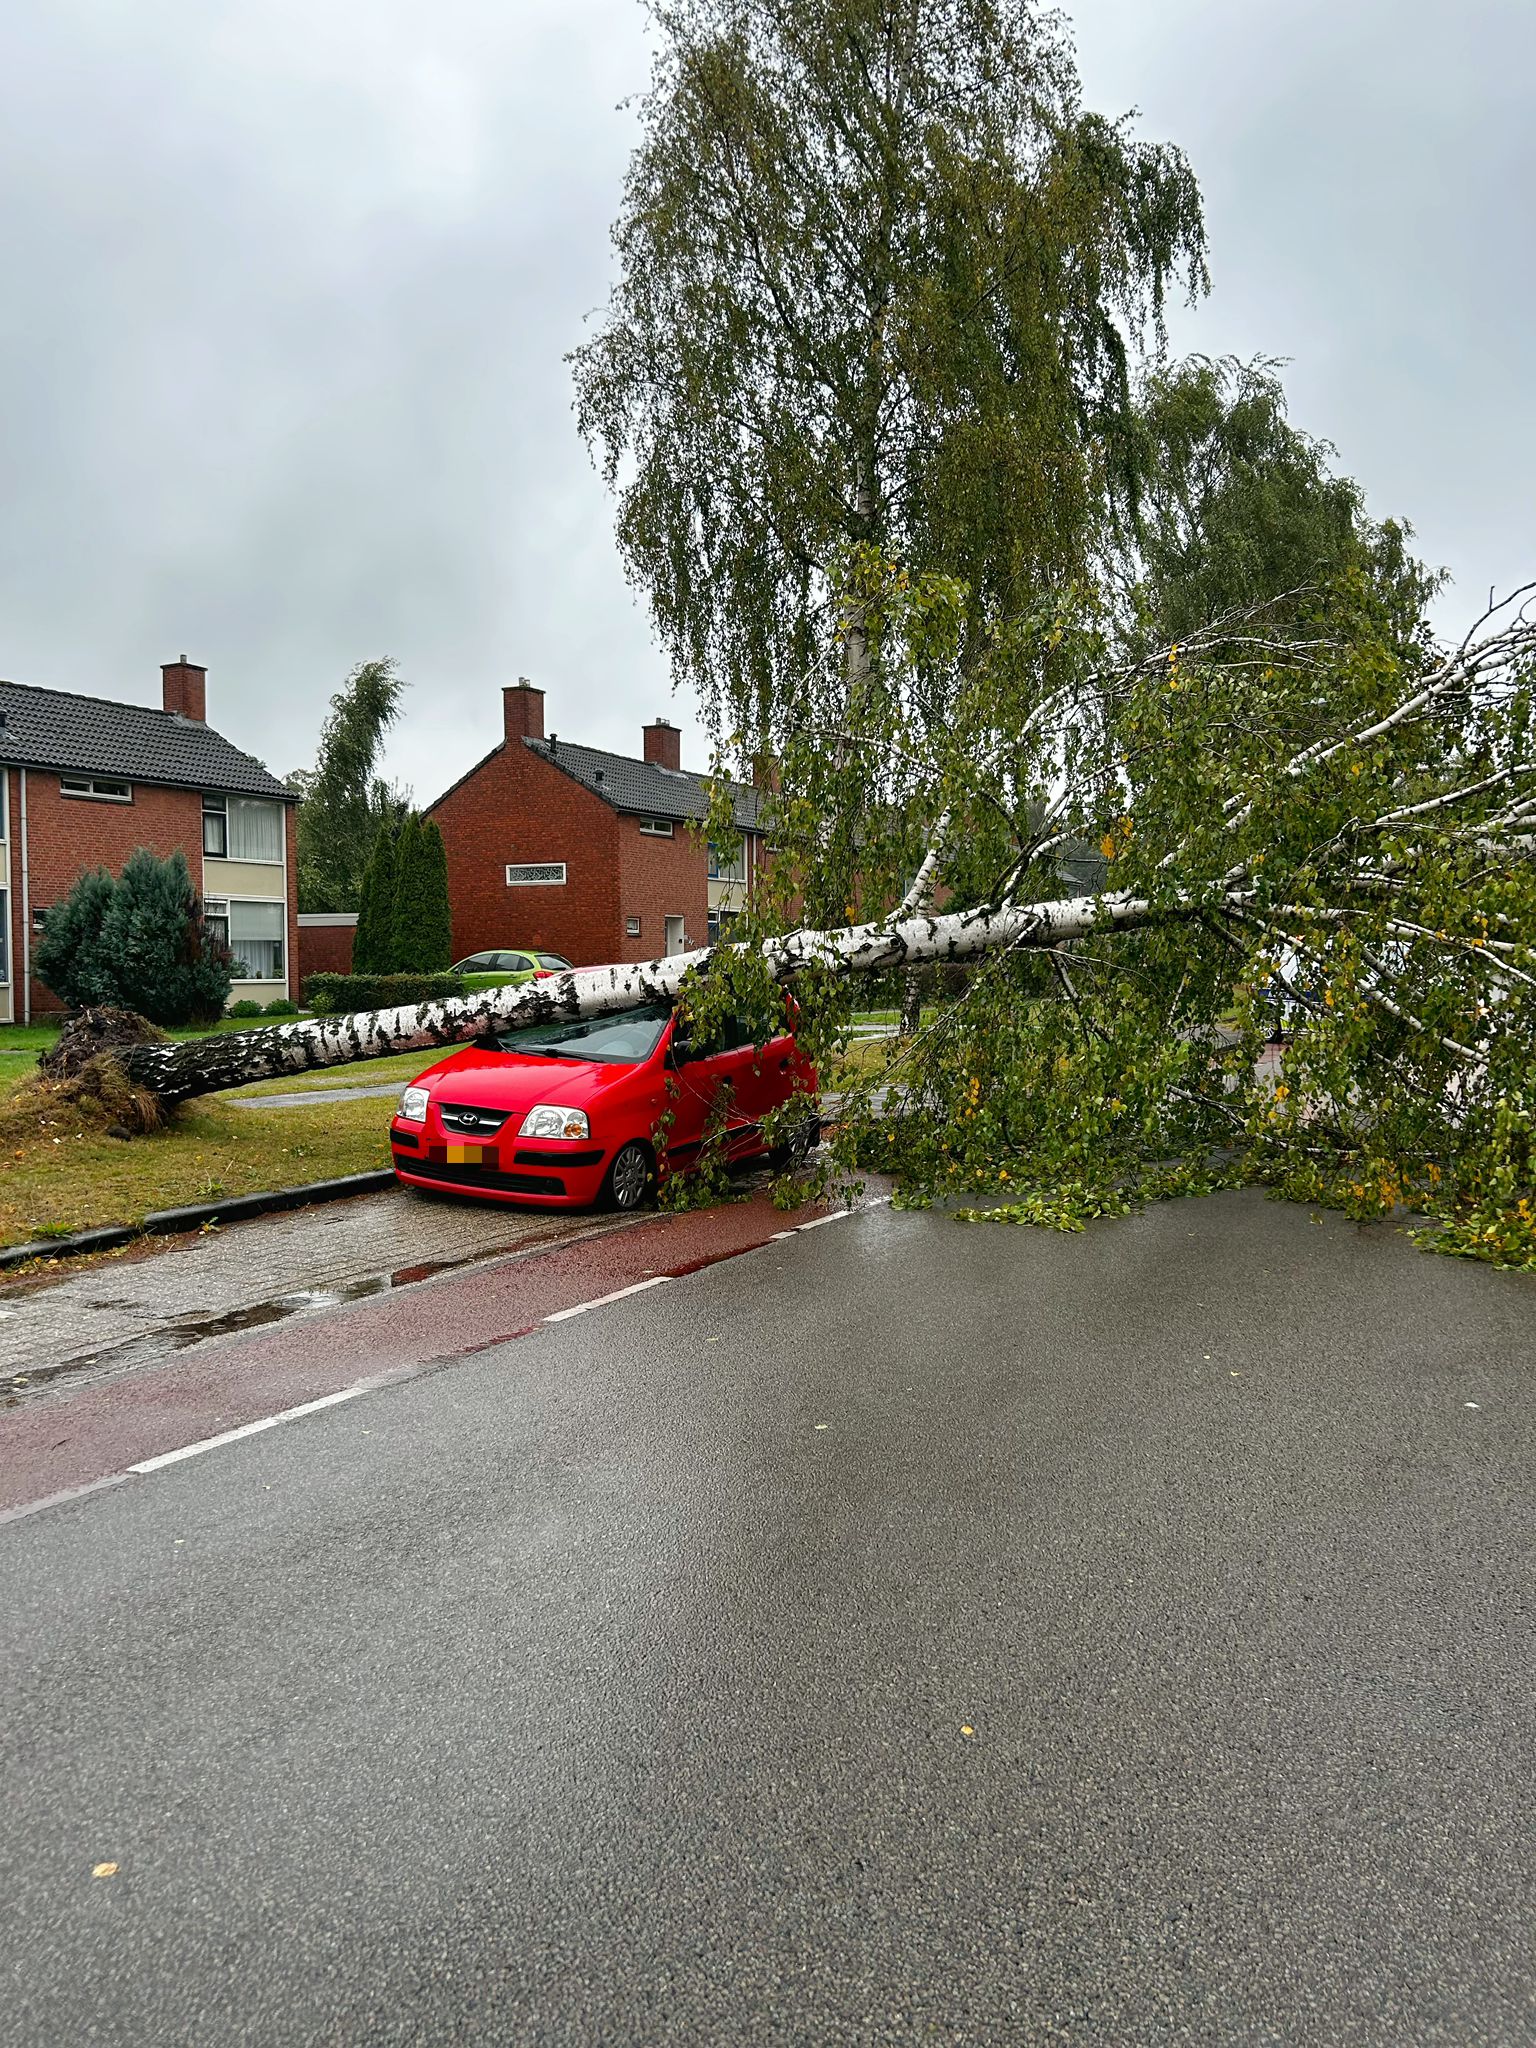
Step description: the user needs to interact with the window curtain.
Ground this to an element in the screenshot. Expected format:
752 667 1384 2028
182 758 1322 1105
230 899 285 981
227 798 284 863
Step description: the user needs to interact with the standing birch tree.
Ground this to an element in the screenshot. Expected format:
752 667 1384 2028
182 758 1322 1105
570 0 1206 918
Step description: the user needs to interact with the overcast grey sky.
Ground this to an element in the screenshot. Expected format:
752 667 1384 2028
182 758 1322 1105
1 0 1531 806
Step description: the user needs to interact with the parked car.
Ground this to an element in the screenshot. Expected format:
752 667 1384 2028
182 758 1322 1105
450 948 573 979
390 999 819 1211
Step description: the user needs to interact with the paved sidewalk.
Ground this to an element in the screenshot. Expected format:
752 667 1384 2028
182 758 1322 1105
229 1081 401 1108
0 1190 605 1398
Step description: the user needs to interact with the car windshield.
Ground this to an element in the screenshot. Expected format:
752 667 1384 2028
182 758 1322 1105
495 1002 671 1065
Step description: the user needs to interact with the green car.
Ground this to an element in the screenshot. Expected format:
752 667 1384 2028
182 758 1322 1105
450 948 574 993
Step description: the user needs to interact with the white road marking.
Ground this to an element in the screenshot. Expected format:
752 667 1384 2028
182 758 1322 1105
127 1385 372 1473
12 1193 895 1519
544 1274 671 1323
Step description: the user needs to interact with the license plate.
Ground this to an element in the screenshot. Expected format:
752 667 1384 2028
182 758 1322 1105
444 1144 491 1165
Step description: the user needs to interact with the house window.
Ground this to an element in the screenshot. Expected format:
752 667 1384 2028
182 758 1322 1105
203 895 230 952
708 839 745 881
204 794 283 862
626 916 642 938
31 906 50 936
60 775 131 802
506 862 567 886
0 888 7 983
637 818 674 837
228 900 284 981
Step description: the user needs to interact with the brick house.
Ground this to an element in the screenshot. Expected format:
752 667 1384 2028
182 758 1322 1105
0 660 298 1022
427 680 766 967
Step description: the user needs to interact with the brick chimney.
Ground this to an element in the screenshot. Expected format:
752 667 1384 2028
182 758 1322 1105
162 656 207 723
504 675 545 744
643 717 681 771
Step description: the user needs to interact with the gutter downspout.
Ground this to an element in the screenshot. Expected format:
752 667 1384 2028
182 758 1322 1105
19 768 30 1025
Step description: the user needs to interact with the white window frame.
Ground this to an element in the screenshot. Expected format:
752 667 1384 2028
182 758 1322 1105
626 916 642 937
637 817 675 837
60 775 131 803
0 884 8 986
0 770 8 841
505 861 567 886
224 896 287 984
203 792 284 864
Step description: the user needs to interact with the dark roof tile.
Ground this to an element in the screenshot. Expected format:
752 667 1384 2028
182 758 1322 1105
0 679 292 800
524 736 764 832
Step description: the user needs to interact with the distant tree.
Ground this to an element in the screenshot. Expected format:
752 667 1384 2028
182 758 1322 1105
291 658 410 913
1122 355 1442 647
93 850 232 1025
352 821 399 974
35 869 119 1010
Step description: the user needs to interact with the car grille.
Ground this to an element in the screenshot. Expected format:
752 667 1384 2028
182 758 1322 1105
393 1153 567 1197
438 1102 512 1139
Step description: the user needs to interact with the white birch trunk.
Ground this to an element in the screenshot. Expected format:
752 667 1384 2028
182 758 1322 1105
117 887 1189 1105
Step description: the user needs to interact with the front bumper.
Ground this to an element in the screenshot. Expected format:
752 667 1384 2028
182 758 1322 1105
389 1120 612 1207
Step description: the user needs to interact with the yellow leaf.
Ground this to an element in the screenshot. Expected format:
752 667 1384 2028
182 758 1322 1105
1100 834 1117 861
92 1863 118 1879
960 1725 975 1738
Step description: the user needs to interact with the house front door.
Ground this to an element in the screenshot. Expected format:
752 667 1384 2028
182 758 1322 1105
664 915 686 956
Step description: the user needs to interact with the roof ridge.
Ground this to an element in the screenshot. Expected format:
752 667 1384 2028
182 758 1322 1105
0 677 184 722
523 733 752 799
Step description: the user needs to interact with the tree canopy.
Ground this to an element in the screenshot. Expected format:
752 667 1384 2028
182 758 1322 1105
571 0 1208 758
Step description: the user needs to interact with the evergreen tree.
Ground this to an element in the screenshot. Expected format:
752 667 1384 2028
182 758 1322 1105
417 820 453 972
95 849 231 1024
389 812 426 974
352 822 399 974
35 868 119 1010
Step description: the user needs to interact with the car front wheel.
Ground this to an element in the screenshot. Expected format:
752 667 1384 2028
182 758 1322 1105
603 1140 656 1212
769 1112 820 1172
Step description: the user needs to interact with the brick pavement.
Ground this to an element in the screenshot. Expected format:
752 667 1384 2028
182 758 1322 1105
0 1190 608 1398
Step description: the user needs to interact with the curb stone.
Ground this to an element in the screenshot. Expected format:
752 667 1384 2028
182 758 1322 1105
0 1170 398 1274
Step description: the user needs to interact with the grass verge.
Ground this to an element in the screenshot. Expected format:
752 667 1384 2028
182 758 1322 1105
0 1087 393 1248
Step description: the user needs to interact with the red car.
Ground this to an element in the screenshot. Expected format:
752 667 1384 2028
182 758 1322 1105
390 999 819 1211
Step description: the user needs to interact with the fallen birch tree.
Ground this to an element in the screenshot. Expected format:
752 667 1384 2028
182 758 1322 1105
95 574 1534 1268
113 882 1182 1106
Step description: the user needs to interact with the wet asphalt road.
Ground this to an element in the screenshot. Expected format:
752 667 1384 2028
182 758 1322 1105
1 1188 1533 2047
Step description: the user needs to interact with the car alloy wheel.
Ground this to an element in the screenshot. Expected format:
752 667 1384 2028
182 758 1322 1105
606 1140 654 1211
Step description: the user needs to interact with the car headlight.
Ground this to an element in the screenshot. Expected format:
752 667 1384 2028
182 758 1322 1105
397 1085 430 1125
519 1104 590 1141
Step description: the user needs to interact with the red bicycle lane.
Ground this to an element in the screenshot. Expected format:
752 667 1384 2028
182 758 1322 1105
0 1188 879 1520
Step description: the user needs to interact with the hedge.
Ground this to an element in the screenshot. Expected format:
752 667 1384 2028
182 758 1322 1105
301 971 466 1016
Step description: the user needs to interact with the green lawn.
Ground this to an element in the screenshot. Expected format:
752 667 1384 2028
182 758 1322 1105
0 1089 394 1251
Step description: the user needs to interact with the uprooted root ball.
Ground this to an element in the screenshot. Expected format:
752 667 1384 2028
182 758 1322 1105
0 1055 164 1144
